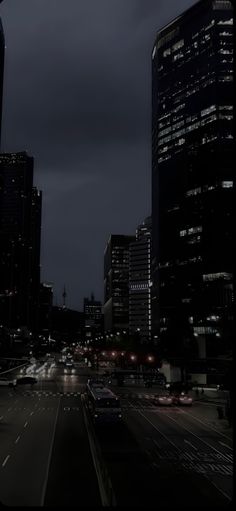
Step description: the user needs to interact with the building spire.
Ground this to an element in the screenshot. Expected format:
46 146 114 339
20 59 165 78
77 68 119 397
62 285 67 309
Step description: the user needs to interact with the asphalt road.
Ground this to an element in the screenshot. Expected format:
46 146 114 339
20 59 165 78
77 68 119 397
0 362 233 506
0 365 101 507
112 388 233 505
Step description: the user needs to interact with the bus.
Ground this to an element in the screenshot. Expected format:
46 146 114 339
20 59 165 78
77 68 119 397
86 382 122 423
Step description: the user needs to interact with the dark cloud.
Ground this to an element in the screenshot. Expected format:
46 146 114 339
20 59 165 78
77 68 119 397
1 0 196 309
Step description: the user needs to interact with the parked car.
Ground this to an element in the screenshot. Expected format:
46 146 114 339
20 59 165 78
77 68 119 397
154 394 173 406
16 376 38 385
0 377 17 387
172 393 193 406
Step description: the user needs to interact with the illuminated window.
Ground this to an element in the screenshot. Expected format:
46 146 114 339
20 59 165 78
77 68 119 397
172 39 184 52
163 47 171 57
173 52 184 61
222 181 233 188
203 272 232 281
186 187 201 197
219 76 233 82
217 18 233 25
201 105 216 117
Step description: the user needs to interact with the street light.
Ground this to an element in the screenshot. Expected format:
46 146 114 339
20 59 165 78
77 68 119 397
130 354 136 361
147 355 154 363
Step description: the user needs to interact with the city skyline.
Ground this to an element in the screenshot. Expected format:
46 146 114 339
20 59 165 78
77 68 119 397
0 0 196 309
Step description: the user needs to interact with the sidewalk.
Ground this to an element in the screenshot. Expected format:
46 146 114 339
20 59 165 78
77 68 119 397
188 394 233 438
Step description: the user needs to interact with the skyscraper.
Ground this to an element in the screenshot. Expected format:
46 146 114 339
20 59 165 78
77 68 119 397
0 152 42 331
0 5 4 148
152 0 233 359
84 293 103 342
104 234 135 333
129 217 152 343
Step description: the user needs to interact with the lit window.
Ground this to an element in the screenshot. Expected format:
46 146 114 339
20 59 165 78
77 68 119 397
186 187 201 197
163 47 171 57
222 181 233 188
217 18 233 25
203 272 232 281
173 52 184 61
172 39 184 52
201 105 216 117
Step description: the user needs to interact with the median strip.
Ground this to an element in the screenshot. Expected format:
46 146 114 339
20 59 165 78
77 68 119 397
81 393 116 507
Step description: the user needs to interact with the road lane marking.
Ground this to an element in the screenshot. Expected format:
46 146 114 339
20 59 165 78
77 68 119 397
24 421 28 428
7 408 12 411
176 407 232 440
2 455 10 467
184 439 198 451
164 411 232 464
137 409 181 452
40 397 61 506
15 435 20 444
0 416 3 420
219 441 233 451
30 412 34 416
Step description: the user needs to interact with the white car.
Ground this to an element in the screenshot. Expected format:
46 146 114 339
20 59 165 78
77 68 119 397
0 377 17 387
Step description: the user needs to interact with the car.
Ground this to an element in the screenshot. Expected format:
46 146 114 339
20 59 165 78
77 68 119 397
16 376 38 385
64 367 76 374
154 394 173 406
65 360 74 368
172 393 193 406
0 377 17 387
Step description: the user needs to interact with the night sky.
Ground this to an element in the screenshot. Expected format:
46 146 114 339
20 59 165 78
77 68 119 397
1 0 196 310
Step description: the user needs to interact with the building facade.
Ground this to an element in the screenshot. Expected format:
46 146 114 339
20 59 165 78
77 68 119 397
152 0 234 359
39 282 53 336
0 12 4 148
84 293 103 342
104 234 135 333
0 152 42 331
129 217 152 343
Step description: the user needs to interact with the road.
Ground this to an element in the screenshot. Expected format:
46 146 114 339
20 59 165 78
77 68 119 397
0 365 101 506
0 361 233 506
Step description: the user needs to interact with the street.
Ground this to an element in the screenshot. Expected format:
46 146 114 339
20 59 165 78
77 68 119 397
0 362 233 506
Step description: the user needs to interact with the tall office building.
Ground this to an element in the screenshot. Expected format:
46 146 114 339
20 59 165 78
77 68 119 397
152 0 233 358
84 293 103 342
30 188 42 331
104 234 135 333
39 282 53 335
0 152 42 331
129 217 152 343
0 6 4 148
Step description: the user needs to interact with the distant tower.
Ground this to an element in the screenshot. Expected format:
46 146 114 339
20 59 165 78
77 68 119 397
62 285 67 309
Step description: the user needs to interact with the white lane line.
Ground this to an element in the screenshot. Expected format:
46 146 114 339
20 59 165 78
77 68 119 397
2 455 10 467
15 435 20 444
218 441 233 451
137 409 181 452
40 397 61 506
30 412 34 416
177 407 232 440
0 416 3 420
7 408 12 411
164 412 232 464
184 439 198 451
24 421 28 428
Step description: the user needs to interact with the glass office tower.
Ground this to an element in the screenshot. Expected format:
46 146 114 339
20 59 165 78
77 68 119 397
151 0 233 359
